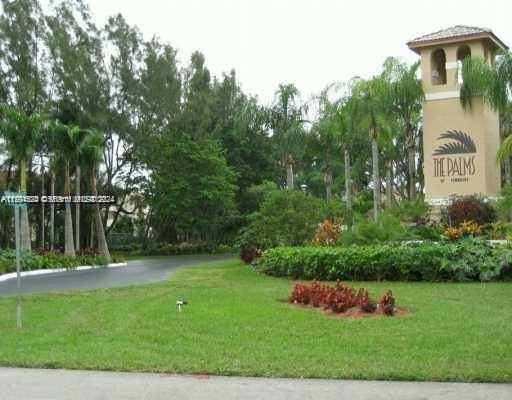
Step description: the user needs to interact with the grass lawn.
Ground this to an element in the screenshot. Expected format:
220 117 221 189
0 259 511 382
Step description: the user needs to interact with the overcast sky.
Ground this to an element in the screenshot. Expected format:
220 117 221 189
87 0 511 105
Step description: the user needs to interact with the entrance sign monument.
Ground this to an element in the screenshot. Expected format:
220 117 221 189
407 26 508 204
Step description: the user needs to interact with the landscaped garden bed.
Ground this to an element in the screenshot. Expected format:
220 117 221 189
287 280 411 319
0 248 118 275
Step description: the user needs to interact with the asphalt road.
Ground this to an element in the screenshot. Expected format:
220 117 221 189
1 368 511 400
0 255 233 297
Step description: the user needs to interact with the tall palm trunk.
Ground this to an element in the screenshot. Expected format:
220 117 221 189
344 148 352 212
75 164 81 251
19 157 31 251
50 167 55 250
40 154 45 248
385 160 393 208
324 162 333 202
64 161 75 257
406 124 416 200
91 164 110 262
370 125 380 222
286 153 294 190
89 219 94 248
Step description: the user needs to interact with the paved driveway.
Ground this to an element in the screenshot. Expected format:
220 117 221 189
0 255 233 297
1 368 511 400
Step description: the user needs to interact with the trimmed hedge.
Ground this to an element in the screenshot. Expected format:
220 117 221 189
259 240 512 282
117 242 233 256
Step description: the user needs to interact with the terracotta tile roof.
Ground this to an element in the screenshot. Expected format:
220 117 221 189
411 25 490 43
407 25 508 52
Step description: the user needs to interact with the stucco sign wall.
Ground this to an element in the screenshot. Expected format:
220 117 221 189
432 130 476 184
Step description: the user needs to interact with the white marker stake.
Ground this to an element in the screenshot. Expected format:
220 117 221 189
15 206 22 329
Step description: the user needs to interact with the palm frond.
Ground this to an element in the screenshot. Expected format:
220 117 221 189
433 130 476 155
497 134 512 163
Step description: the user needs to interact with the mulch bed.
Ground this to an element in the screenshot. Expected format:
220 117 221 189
287 301 413 319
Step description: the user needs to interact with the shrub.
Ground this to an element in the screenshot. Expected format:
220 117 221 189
496 185 512 222
0 249 110 275
444 220 483 241
338 212 412 246
310 281 332 307
446 195 496 226
441 237 504 281
312 219 343 246
379 290 395 315
288 280 392 315
240 246 263 264
246 190 326 247
127 242 233 256
289 283 311 305
236 191 348 261
357 288 377 313
324 280 357 312
259 240 512 282
389 199 429 223
488 221 512 240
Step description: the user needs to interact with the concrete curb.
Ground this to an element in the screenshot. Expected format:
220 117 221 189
0 262 127 283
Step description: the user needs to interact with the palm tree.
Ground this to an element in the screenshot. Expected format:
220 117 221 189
382 58 424 200
337 85 367 213
270 84 306 190
460 53 512 183
496 103 512 165
54 123 88 257
351 77 388 221
35 127 46 248
0 107 41 251
44 121 60 250
74 130 92 251
81 129 111 262
310 89 341 202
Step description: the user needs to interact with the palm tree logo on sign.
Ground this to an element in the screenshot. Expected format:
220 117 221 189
433 130 476 156
432 130 477 181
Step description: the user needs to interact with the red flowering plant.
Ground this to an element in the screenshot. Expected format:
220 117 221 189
356 288 377 313
77 247 100 256
289 280 397 316
289 283 311 305
309 281 333 308
378 290 395 315
324 280 357 312
34 248 61 256
311 219 343 247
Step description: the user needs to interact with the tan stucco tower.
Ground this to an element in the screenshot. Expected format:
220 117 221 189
407 26 508 204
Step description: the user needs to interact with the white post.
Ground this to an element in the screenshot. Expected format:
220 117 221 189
15 206 22 329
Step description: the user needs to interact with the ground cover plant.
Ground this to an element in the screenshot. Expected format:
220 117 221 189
0 259 511 382
0 249 114 275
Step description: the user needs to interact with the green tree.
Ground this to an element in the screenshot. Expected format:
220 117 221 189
270 83 306 190
336 90 370 212
147 133 238 242
309 88 342 202
0 0 47 114
0 107 41 250
210 72 279 213
81 128 111 261
53 122 88 256
460 53 512 183
181 51 213 139
351 77 389 221
382 58 423 200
